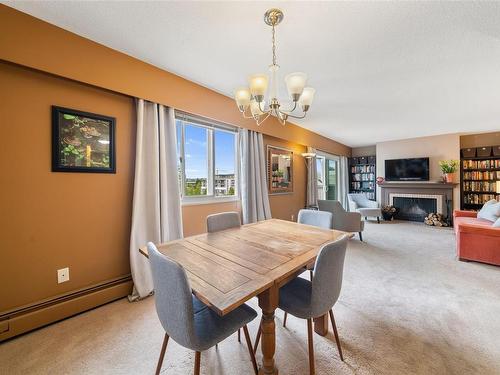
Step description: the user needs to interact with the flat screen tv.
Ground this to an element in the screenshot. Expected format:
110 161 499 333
385 158 429 181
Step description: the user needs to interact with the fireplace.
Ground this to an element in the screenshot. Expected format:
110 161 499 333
379 182 456 224
393 196 437 221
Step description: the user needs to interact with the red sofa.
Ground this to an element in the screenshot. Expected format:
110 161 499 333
453 210 500 266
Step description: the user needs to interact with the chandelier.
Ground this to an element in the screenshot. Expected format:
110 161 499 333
234 8 315 126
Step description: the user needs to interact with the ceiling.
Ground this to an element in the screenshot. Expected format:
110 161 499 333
5 1 500 147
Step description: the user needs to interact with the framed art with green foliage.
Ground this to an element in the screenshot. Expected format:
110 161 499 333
52 106 116 173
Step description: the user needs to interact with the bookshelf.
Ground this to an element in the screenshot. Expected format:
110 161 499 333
349 155 376 200
460 146 500 210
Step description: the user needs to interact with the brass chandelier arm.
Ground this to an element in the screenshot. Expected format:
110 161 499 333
279 110 307 120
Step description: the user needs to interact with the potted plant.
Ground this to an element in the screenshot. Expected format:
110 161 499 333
382 205 397 221
439 160 459 183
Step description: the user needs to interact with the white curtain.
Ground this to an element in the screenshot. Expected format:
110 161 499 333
306 146 318 208
338 155 350 210
239 129 272 224
129 99 183 301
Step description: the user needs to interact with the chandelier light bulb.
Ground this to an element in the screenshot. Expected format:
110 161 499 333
285 72 307 102
299 87 316 111
248 74 269 102
234 87 251 111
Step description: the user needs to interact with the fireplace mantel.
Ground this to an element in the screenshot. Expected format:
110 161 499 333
379 182 457 189
379 182 457 220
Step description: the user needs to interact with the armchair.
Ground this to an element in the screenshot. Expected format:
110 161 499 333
348 193 382 223
318 200 364 241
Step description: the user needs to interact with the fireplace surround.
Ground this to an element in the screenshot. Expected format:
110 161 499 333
379 182 456 222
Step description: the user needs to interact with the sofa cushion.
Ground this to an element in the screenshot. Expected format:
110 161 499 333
455 216 500 236
477 199 500 222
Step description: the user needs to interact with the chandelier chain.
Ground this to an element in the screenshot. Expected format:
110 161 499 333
272 24 277 66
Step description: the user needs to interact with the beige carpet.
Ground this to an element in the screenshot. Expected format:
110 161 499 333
1 221 499 375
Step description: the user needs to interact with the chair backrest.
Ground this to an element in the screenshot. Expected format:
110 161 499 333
207 211 241 233
310 235 349 317
147 242 195 349
348 193 371 208
297 209 333 229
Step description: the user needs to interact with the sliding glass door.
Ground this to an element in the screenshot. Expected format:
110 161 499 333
316 153 340 201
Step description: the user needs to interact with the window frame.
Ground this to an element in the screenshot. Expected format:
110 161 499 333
176 112 239 205
316 151 340 201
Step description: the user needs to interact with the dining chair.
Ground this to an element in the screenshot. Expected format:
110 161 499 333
207 211 241 232
297 209 333 230
148 242 259 375
254 235 349 374
297 208 333 280
206 211 244 342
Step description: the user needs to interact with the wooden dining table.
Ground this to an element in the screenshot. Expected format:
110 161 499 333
140 218 350 375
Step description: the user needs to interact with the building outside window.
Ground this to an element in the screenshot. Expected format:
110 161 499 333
175 112 238 203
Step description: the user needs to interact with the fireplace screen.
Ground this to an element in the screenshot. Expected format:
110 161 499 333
393 197 438 222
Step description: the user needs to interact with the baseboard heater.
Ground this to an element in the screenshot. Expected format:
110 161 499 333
0 275 132 342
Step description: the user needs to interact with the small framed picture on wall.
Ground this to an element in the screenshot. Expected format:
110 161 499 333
52 106 116 173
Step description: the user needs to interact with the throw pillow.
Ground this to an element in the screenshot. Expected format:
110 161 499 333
493 217 500 228
477 199 500 223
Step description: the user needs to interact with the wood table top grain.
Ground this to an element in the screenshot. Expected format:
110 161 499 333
139 218 350 316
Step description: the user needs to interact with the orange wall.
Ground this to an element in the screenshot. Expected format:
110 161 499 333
0 62 135 312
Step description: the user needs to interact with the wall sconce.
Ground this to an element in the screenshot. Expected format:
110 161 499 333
301 152 316 159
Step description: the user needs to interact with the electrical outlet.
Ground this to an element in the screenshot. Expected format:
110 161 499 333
57 267 69 284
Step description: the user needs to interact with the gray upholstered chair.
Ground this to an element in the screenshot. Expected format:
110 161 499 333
318 200 365 241
207 211 241 232
297 209 333 280
297 209 333 230
148 242 258 375
254 235 349 374
348 193 382 223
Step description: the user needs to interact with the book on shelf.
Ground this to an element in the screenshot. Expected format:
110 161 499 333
462 171 500 180
350 165 375 173
351 181 374 190
463 181 498 193
352 173 375 182
462 159 500 170
463 194 498 205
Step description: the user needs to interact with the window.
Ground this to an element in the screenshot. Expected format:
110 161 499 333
176 113 238 202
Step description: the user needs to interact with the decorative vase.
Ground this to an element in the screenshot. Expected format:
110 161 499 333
382 212 394 221
444 173 453 183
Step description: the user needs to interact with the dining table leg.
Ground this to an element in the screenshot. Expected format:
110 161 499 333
258 285 279 375
313 314 329 336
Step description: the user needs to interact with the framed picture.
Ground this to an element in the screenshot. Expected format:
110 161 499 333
52 106 116 173
267 145 293 194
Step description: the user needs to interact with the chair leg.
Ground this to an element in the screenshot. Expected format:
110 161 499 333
194 351 201 375
309 270 313 281
243 325 259 375
377 216 380 224
358 232 363 241
238 328 241 343
283 312 288 328
329 309 344 361
365 216 367 221
307 318 315 375
253 324 261 354
155 333 169 375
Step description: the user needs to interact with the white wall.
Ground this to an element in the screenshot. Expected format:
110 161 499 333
376 133 461 209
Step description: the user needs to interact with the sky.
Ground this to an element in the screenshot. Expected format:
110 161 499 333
177 121 235 179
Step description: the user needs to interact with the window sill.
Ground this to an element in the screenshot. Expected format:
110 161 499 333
181 196 240 207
